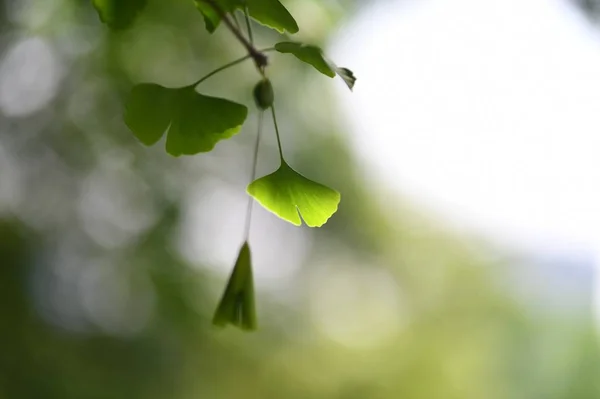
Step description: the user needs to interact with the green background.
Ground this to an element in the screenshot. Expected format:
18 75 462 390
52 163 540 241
1 0 599 398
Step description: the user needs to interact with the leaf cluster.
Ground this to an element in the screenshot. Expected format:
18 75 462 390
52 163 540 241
92 0 356 330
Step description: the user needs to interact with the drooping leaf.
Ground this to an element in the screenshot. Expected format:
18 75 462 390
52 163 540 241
275 42 357 90
213 242 257 330
124 84 247 156
247 160 340 227
195 0 298 34
275 42 335 77
336 67 356 91
92 0 147 29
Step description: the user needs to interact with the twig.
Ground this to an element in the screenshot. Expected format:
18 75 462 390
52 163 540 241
271 105 284 161
203 0 267 69
243 111 263 241
243 2 254 46
191 47 275 87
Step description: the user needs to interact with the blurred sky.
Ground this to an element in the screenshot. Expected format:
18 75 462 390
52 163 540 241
332 0 600 320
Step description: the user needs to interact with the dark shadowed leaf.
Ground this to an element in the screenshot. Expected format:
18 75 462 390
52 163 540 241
194 0 239 33
124 84 247 156
195 0 298 34
336 67 356 91
212 242 257 330
92 0 147 29
247 160 340 227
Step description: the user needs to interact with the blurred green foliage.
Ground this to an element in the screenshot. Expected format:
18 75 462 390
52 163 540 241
0 0 599 398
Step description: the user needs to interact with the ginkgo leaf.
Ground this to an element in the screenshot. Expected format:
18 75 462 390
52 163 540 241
195 2 221 33
124 84 247 156
247 160 340 227
194 0 238 33
92 0 147 29
275 42 357 90
336 67 356 91
195 0 298 34
275 42 335 77
246 0 298 34
213 242 257 330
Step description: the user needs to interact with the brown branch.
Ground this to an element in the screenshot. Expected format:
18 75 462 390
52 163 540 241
203 0 268 70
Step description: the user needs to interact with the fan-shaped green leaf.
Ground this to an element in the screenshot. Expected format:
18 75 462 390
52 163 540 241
213 242 257 330
124 84 174 146
247 161 340 227
124 84 247 156
92 0 147 29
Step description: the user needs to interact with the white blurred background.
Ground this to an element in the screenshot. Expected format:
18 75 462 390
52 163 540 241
333 0 600 323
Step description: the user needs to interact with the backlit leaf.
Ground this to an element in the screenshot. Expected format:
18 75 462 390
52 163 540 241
212 242 257 330
92 0 147 29
247 160 340 227
124 84 247 156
